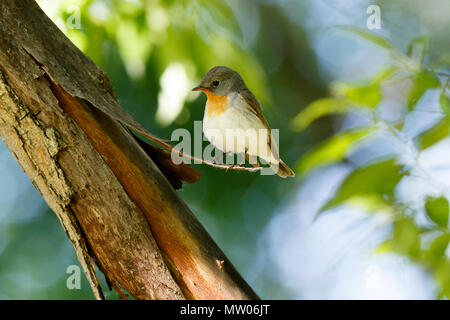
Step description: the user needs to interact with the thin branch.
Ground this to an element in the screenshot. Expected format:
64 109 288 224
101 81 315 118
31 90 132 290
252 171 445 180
436 72 450 79
129 125 264 172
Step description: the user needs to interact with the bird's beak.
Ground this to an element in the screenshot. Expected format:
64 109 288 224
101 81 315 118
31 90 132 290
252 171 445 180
192 85 206 92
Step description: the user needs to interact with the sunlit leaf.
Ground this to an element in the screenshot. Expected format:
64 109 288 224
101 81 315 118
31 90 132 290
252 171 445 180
291 98 355 131
321 159 407 211
375 238 394 254
372 66 399 83
425 196 449 228
346 193 394 213
407 36 430 63
335 25 393 49
295 128 374 175
416 116 450 150
392 216 421 258
436 260 450 299
424 233 450 265
332 81 382 108
292 66 399 131
407 70 440 110
440 90 450 117
332 67 398 108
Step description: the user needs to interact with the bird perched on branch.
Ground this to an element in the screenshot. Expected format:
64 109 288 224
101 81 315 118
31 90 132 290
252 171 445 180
193 66 295 178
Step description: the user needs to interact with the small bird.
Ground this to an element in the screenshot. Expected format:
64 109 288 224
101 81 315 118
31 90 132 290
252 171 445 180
193 66 295 178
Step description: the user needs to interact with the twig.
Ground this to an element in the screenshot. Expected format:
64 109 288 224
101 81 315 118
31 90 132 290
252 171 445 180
129 125 264 172
436 72 450 79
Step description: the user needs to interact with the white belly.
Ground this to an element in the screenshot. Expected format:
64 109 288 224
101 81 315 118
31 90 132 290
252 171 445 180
203 93 274 162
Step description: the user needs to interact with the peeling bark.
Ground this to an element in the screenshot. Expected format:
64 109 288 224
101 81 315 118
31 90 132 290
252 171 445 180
0 71 104 299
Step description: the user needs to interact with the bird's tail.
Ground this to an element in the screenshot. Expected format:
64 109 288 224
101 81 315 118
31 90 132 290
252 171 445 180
271 160 295 178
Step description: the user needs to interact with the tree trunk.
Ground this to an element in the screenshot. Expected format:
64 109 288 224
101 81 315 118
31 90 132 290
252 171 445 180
0 0 258 300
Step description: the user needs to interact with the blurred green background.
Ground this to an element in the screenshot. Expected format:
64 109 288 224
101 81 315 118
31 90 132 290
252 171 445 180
0 0 449 299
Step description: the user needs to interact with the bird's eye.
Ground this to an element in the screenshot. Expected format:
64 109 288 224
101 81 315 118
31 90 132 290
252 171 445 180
212 80 220 87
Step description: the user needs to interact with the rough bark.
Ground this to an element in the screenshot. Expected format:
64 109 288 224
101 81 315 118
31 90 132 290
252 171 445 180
0 0 258 299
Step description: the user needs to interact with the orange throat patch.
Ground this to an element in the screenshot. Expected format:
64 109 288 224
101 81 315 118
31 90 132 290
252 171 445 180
204 91 228 117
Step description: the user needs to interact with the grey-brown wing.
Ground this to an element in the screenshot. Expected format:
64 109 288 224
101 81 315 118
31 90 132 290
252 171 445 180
238 89 280 160
238 89 270 130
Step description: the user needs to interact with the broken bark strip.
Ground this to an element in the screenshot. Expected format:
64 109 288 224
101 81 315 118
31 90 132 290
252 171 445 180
0 0 259 299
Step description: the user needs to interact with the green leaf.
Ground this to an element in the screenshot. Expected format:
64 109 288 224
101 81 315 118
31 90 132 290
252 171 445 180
335 26 393 49
291 98 355 131
347 194 394 213
321 159 407 211
425 233 450 264
436 260 450 299
375 238 395 254
392 216 421 258
407 36 430 63
372 66 399 83
440 90 450 117
292 67 397 131
330 67 397 108
295 128 374 175
408 70 440 110
332 81 382 108
416 117 450 150
425 196 449 228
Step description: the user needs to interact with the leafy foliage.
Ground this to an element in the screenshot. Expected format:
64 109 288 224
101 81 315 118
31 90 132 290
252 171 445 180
321 159 407 211
292 98 354 131
392 216 421 258
294 28 450 298
441 90 450 116
425 196 449 228
295 128 373 175
408 71 440 110
416 117 450 150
